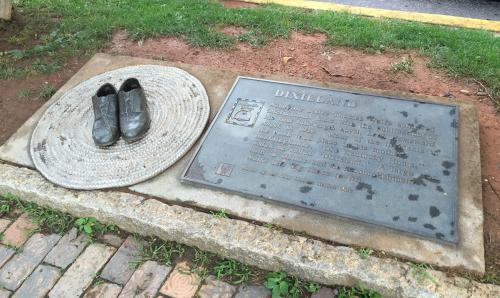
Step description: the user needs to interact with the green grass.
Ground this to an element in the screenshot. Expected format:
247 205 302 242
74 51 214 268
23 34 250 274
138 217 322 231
133 237 186 267
407 262 439 286
213 258 253 284
3 0 499 103
338 283 382 298
356 247 374 259
0 193 73 234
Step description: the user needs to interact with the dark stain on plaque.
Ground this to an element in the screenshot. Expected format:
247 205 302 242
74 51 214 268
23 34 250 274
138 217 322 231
260 184 266 189
431 149 441 156
393 216 400 221
449 108 456 116
355 182 375 200
300 186 312 193
451 118 458 128
411 175 440 186
400 111 408 117
436 233 445 240
429 206 440 217
389 137 408 159
443 170 450 176
436 186 445 193
442 161 455 169
408 194 419 201
424 223 436 230
408 217 418 222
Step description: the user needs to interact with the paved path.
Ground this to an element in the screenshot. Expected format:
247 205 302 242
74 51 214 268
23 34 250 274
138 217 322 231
318 0 500 21
0 211 338 298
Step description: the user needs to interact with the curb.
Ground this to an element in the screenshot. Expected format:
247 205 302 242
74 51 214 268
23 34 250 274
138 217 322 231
240 0 500 32
0 163 498 298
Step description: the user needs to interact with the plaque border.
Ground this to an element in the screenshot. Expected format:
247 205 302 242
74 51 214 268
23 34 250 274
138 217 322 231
181 76 460 245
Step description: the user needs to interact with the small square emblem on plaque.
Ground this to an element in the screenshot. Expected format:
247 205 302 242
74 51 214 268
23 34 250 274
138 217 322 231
226 98 264 127
215 163 234 177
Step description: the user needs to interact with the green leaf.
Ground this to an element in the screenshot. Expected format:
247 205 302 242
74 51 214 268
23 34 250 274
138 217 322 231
272 286 282 298
279 281 289 294
75 218 86 225
83 225 92 234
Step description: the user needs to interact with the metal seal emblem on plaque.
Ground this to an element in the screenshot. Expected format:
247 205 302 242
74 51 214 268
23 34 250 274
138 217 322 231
182 77 459 243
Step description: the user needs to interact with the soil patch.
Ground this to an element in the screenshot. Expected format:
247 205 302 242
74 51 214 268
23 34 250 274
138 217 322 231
220 0 259 8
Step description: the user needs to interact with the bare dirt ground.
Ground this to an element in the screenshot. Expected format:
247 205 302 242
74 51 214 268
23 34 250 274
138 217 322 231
1 23 498 277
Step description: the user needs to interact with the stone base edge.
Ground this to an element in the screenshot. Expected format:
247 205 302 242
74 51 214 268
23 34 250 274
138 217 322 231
0 163 497 298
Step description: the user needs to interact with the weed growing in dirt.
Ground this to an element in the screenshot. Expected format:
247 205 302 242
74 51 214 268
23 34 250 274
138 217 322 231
338 283 382 298
211 209 228 218
407 262 439 285
264 271 321 298
357 247 374 259
18 85 56 101
133 237 186 267
390 56 414 74
213 258 253 285
6 0 500 104
0 193 73 234
480 273 498 285
74 217 116 239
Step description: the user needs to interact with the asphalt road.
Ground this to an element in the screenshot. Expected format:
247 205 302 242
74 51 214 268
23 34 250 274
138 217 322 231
319 0 500 20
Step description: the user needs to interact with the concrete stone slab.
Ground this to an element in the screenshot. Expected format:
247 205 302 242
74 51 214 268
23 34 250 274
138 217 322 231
48 243 116 298
13 264 61 298
159 261 201 298
100 236 142 285
0 233 61 291
83 282 122 298
0 219 11 233
0 54 484 272
0 164 497 297
0 53 484 273
198 276 237 298
235 285 271 298
0 245 15 268
1 213 36 247
118 261 171 298
44 227 89 269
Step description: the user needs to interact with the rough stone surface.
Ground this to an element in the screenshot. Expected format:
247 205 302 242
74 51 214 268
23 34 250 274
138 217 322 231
100 236 141 285
0 288 11 298
159 261 201 298
0 164 497 298
48 243 115 298
118 261 171 298
0 219 11 233
1 213 36 247
0 0 12 21
0 53 484 273
235 284 271 298
44 228 89 269
310 287 337 298
99 233 124 247
0 233 60 291
13 265 60 298
83 282 122 298
0 245 15 268
198 276 237 298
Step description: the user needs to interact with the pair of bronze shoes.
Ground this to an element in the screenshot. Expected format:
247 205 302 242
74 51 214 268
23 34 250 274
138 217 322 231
92 78 150 147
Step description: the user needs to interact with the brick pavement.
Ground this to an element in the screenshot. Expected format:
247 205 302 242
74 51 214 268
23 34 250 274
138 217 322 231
0 212 296 298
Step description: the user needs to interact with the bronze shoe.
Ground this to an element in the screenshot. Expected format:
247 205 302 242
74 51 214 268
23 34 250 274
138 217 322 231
92 83 120 147
118 78 150 143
